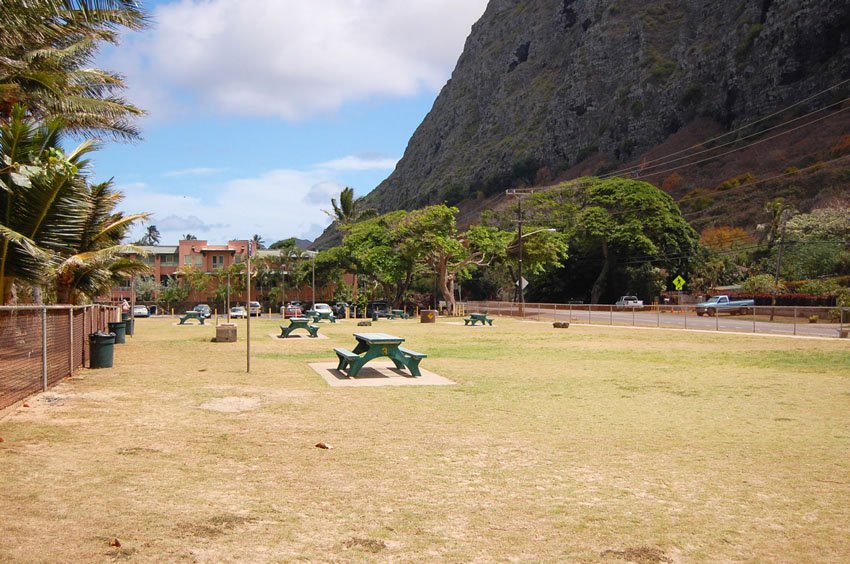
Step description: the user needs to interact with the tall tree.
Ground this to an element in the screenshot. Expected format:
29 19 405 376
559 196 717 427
137 224 160 245
1 106 89 303
251 233 265 250
182 233 198 240
569 177 698 303
0 0 149 140
325 186 377 224
52 179 149 303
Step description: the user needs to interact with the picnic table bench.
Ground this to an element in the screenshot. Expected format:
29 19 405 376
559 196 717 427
179 311 205 325
333 332 426 378
279 317 319 338
464 312 493 326
305 309 336 323
390 309 409 319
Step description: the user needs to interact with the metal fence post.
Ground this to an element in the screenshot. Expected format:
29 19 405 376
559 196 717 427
793 306 797 336
41 307 48 392
69 306 74 374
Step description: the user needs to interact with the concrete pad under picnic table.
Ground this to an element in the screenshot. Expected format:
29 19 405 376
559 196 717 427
309 361 456 387
269 332 329 340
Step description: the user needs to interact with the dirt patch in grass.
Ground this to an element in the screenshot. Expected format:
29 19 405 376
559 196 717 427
198 396 261 412
342 537 388 553
601 546 672 562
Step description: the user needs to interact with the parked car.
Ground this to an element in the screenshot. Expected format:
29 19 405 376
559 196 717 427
366 300 391 318
282 303 302 318
229 305 247 319
695 295 755 316
331 302 348 318
248 300 262 317
312 303 333 315
193 304 212 318
615 296 644 309
132 304 149 317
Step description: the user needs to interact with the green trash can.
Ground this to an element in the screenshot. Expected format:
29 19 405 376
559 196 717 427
125 317 134 336
108 321 126 344
121 312 130 321
89 332 115 368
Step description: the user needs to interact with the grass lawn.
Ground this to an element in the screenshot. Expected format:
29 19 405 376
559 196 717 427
1 316 849 562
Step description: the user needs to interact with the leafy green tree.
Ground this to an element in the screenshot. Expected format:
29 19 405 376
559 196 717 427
397 205 514 313
159 276 189 311
0 0 149 140
780 202 850 280
134 276 162 302
571 177 698 303
742 273 784 294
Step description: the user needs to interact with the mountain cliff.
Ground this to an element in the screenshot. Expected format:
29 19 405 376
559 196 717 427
360 0 850 223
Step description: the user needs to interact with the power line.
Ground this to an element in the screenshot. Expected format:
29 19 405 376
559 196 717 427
603 96 850 179
598 78 850 176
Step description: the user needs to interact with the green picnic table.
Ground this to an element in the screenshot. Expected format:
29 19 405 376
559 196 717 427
464 312 493 326
179 311 205 325
390 309 409 319
279 317 319 338
305 309 336 323
333 332 426 378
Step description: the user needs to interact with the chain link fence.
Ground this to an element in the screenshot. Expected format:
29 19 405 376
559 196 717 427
466 301 850 339
0 305 118 411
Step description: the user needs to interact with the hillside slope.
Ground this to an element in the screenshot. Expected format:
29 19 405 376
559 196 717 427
360 0 850 226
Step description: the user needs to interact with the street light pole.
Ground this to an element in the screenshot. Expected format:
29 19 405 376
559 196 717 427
518 197 524 316
311 251 316 305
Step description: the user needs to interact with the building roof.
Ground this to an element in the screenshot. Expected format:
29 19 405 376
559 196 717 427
135 245 178 254
200 246 235 252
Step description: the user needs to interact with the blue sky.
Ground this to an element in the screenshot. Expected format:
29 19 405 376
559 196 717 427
94 0 489 245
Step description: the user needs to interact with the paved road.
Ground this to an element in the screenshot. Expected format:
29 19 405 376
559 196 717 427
487 305 848 339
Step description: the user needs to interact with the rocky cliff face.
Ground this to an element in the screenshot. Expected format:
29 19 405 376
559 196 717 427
362 0 850 213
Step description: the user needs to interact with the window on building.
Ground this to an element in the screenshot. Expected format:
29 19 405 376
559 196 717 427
194 255 203 267
161 254 177 266
212 254 224 268
184 255 192 265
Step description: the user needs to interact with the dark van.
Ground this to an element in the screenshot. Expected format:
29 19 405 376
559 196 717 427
366 301 390 318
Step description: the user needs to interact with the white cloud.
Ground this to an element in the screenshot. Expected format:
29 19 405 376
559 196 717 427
118 168 346 244
315 155 398 171
162 167 227 178
109 0 489 121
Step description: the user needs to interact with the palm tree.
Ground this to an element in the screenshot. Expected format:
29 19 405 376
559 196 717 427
0 0 149 140
52 180 150 303
325 187 377 225
0 105 91 303
182 233 198 241
1 106 148 304
251 234 265 250
137 224 161 246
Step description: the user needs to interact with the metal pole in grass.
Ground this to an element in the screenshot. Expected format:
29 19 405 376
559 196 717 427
793 307 797 336
246 241 252 373
41 307 48 391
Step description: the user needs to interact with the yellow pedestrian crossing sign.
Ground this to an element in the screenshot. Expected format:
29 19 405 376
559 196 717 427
673 275 686 291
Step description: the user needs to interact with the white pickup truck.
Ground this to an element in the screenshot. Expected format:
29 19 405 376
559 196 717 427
615 296 644 309
695 295 755 316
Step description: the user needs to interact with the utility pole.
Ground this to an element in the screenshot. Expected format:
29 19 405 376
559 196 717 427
506 188 534 317
770 208 791 321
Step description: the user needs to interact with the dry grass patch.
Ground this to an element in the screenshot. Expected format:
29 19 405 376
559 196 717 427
1 316 849 561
